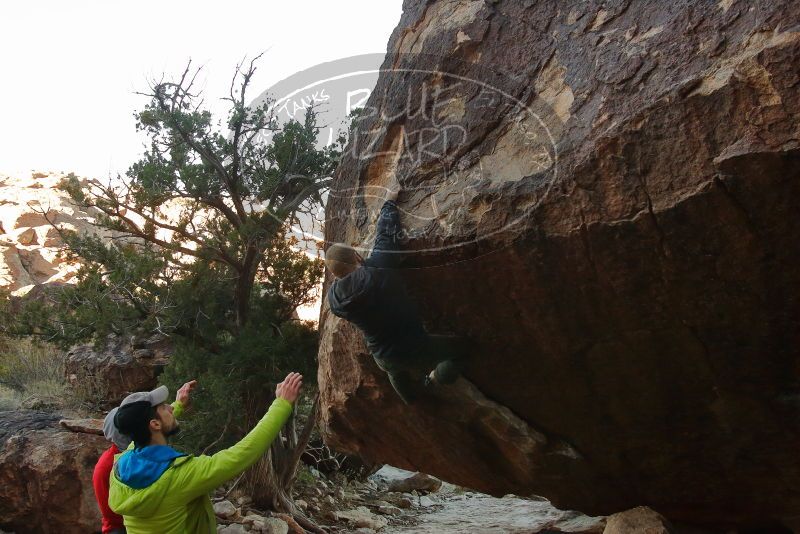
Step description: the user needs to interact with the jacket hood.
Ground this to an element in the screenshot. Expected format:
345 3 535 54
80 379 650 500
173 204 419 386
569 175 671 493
109 446 187 517
328 268 374 318
117 445 186 489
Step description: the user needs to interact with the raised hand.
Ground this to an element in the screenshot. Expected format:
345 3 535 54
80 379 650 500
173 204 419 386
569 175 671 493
176 380 198 409
386 185 400 202
276 372 303 403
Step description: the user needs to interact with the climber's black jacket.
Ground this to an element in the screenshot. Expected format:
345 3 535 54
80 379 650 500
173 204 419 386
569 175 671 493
327 200 427 374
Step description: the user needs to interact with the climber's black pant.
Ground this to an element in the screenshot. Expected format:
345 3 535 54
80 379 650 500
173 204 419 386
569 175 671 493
380 334 467 405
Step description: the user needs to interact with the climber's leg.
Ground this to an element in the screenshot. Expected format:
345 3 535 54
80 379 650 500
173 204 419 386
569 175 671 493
420 334 468 385
386 370 421 405
423 359 461 385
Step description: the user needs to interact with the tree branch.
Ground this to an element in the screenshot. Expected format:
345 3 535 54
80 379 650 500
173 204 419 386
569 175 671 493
88 184 241 269
282 393 319 488
275 177 333 218
150 83 245 228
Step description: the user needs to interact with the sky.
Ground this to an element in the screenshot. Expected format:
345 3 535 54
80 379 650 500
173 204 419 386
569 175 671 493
0 0 404 179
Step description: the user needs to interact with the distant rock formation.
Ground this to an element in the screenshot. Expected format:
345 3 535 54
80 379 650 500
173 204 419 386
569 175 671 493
0 171 113 295
319 0 800 530
0 171 323 321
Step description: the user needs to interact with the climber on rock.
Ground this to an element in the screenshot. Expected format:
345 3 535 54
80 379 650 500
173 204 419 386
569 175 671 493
326 186 466 404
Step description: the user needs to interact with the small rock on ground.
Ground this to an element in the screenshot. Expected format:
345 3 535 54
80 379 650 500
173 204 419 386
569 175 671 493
337 506 389 531
213 499 238 519
260 517 290 534
387 473 442 494
376 504 403 516
386 494 413 509
418 496 435 507
604 507 672 534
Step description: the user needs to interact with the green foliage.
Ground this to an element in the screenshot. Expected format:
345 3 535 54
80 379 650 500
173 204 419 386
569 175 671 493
294 464 317 486
162 320 319 453
0 337 61 393
0 336 68 411
7 236 171 348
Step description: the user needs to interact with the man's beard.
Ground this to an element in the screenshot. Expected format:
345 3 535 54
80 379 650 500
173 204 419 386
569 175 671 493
165 423 181 438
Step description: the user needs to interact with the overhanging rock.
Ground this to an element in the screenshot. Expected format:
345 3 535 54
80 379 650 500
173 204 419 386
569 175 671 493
319 0 800 529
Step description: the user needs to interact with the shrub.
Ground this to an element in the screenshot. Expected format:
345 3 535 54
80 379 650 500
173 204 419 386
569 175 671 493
0 337 68 411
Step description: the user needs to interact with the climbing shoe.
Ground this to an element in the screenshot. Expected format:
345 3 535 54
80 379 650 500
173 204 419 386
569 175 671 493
432 360 461 385
423 370 439 388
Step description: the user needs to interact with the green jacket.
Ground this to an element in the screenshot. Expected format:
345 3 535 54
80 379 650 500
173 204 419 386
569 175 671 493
109 397 293 533
171 399 185 419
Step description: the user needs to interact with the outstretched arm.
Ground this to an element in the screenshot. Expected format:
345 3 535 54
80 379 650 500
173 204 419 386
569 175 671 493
368 191 404 268
171 373 303 501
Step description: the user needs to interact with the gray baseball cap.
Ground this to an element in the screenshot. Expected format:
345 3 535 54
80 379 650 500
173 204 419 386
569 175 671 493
102 407 131 450
120 385 169 408
104 385 170 448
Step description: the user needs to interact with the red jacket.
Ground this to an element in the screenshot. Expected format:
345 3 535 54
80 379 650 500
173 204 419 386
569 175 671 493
93 444 124 533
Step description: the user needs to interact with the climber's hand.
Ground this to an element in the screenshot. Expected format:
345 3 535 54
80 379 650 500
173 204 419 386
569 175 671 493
276 372 303 403
176 380 197 409
386 185 400 203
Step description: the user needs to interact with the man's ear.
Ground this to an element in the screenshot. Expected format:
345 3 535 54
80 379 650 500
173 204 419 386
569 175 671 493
149 417 162 433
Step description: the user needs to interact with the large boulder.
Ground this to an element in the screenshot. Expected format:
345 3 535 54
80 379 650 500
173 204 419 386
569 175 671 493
0 410 106 533
319 0 800 529
65 334 171 404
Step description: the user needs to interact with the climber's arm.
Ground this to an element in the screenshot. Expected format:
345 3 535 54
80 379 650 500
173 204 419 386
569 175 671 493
167 373 301 501
367 200 403 268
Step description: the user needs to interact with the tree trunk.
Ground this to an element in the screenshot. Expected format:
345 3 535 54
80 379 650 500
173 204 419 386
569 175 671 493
243 394 321 530
233 243 263 329
234 265 255 329
233 224 278 329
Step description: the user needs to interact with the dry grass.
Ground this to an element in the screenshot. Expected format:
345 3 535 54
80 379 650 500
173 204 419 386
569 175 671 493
0 337 79 414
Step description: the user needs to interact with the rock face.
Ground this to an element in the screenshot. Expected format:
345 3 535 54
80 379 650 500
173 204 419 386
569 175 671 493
65 334 172 404
0 172 113 295
319 0 800 529
0 410 106 533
